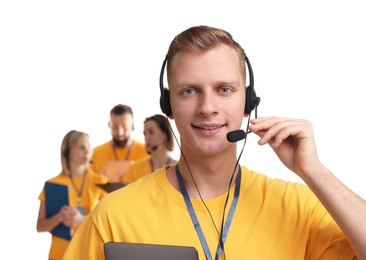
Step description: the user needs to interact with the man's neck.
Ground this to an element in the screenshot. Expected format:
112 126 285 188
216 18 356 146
167 154 239 199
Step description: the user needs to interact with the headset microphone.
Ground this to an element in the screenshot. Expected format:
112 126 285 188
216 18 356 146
147 145 159 155
227 130 246 143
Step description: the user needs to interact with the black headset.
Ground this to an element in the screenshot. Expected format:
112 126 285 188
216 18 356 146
159 56 260 117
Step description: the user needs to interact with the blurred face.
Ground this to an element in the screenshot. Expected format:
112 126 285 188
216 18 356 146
168 44 245 156
69 135 92 166
109 113 134 147
143 119 167 154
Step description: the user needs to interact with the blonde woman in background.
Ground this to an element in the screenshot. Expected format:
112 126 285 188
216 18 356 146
36 130 108 260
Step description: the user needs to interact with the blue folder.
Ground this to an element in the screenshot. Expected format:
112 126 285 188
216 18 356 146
44 181 71 240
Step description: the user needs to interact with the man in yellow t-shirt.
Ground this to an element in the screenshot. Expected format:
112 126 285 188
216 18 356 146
64 26 364 259
63 166 355 259
91 104 149 183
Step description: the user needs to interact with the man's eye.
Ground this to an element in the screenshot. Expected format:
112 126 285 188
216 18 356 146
183 89 196 95
219 87 231 93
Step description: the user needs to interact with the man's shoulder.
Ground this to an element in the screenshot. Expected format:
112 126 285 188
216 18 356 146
93 141 112 152
241 165 309 191
132 139 146 147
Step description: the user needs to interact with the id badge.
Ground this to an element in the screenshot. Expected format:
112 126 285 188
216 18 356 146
77 206 86 216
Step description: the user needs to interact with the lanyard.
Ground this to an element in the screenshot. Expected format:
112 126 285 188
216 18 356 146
69 173 86 205
175 165 241 260
112 141 133 161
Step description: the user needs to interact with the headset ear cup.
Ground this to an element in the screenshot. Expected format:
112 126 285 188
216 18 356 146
160 88 172 117
244 56 260 114
245 86 260 114
245 87 254 114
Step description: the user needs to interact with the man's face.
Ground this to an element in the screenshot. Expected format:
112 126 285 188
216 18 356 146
109 113 134 148
168 44 246 156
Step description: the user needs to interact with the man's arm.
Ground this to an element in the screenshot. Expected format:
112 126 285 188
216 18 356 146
249 116 366 259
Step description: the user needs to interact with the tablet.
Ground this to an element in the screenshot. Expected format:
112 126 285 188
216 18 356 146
104 242 199 260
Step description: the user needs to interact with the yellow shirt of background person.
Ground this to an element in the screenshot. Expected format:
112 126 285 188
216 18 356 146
91 140 148 176
123 157 152 183
36 130 108 260
38 171 107 259
124 157 176 183
63 166 354 260
91 104 149 182
124 114 177 184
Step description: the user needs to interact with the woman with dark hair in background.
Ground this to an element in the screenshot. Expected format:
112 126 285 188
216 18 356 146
123 114 177 184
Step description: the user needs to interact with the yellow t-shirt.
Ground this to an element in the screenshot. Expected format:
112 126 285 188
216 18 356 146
124 157 177 184
38 170 108 260
63 166 355 260
123 157 152 183
91 140 149 180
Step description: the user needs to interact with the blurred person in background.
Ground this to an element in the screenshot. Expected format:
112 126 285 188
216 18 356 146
124 114 177 184
91 104 149 183
36 130 108 260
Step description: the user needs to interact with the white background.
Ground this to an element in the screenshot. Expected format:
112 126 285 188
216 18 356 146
1 1 365 259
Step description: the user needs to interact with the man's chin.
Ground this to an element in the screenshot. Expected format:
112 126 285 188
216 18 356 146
112 139 128 148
